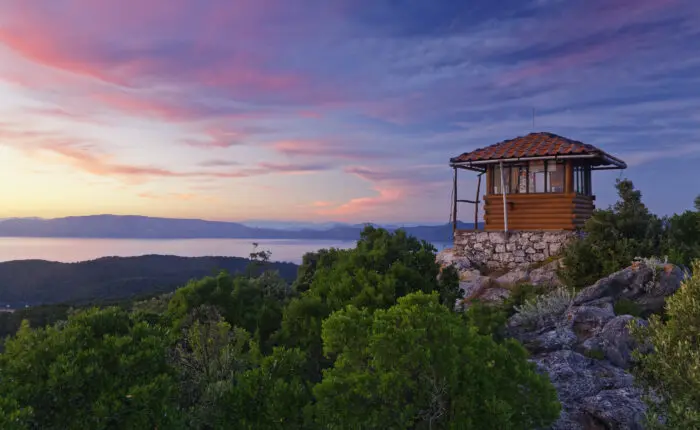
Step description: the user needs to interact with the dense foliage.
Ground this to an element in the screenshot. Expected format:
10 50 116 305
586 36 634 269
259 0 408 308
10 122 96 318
632 260 700 428
0 227 561 429
561 179 700 289
312 292 560 428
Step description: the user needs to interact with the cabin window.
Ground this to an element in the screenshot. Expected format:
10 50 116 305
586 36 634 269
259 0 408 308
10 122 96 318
491 160 566 194
573 165 592 196
547 162 565 193
529 161 546 193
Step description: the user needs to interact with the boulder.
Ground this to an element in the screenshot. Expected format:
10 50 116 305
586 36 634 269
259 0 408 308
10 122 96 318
573 262 683 314
578 388 646 430
529 259 564 287
477 287 510 304
514 325 578 354
533 350 643 430
458 276 492 300
495 267 530 285
582 315 649 369
569 304 616 341
435 248 474 272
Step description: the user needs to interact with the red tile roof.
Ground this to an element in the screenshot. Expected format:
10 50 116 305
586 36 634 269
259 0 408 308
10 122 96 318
450 132 626 168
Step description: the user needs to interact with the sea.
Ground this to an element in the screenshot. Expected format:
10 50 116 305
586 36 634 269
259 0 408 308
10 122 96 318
0 237 453 265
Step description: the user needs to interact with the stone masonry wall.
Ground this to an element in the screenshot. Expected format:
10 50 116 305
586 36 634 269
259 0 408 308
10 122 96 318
453 230 576 270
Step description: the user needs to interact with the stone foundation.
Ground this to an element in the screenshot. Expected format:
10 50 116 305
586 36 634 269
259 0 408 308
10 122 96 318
453 230 576 270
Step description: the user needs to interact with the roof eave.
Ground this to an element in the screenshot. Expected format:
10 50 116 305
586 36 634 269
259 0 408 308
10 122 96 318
450 152 627 169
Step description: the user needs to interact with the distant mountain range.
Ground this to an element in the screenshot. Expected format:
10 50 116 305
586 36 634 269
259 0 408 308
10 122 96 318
0 215 479 243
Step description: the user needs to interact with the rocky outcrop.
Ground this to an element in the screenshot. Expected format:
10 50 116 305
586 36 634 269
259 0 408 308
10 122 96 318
436 248 564 311
503 260 684 430
535 351 645 430
453 230 575 270
573 261 684 315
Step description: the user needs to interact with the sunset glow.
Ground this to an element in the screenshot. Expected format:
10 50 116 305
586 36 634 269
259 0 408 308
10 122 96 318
1 0 699 223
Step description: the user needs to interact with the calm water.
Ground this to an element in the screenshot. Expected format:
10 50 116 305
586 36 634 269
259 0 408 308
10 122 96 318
0 237 452 264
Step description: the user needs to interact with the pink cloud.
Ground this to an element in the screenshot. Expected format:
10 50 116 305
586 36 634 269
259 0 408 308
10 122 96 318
0 121 328 181
271 140 390 160
316 187 402 217
183 127 248 149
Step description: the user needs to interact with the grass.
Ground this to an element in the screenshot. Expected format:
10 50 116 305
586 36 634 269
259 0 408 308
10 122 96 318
613 298 643 317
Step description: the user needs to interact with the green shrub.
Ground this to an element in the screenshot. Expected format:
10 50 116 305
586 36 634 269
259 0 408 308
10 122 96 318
312 292 561 429
631 260 700 428
613 298 643 317
583 348 606 360
510 287 573 327
463 301 508 341
502 283 549 316
561 180 698 290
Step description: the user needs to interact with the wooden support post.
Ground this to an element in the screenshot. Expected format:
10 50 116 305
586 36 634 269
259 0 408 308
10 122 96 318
500 161 509 235
565 160 574 194
474 173 482 230
452 167 458 234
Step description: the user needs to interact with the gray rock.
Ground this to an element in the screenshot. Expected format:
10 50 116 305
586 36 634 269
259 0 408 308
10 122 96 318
596 315 649 369
458 276 492 300
573 263 683 314
579 388 646 430
515 326 578 354
495 267 530 285
477 287 510 304
436 248 473 272
533 350 642 429
570 304 616 341
529 260 563 287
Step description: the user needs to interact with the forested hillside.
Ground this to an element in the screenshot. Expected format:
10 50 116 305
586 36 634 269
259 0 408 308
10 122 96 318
0 255 298 306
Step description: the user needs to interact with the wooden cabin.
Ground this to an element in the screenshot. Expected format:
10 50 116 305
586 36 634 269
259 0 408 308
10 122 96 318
449 132 627 232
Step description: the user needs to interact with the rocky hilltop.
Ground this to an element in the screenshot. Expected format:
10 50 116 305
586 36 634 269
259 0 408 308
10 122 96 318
437 249 687 429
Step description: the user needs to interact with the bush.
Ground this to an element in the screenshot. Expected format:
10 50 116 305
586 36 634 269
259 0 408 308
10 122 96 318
613 298 643 317
631 259 700 428
561 180 699 289
276 226 459 380
312 292 561 429
463 301 508 341
0 308 184 429
510 287 573 327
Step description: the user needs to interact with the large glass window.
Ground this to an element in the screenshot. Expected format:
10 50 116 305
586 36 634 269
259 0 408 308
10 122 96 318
491 160 567 194
529 161 545 193
574 164 592 196
547 162 565 193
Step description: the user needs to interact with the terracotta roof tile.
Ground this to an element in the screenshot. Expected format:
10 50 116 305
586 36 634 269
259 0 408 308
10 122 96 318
450 132 626 168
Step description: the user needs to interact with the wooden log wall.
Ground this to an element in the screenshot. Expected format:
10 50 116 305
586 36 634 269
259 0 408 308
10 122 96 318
483 193 594 231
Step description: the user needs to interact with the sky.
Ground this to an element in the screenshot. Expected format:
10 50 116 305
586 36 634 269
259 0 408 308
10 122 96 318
0 0 698 224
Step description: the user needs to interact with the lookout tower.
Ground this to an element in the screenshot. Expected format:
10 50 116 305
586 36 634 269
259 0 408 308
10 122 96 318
449 132 627 232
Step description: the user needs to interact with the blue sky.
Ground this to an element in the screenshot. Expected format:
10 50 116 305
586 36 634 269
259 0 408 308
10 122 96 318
0 0 698 223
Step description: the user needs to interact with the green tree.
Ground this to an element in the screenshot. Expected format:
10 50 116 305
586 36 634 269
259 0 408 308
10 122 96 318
694 195 700 211
277 226 459 380
168 270 290 350
312 292 560 429
632 260 700 428
172 306 311 429
562 179 663 289
0 308 183 430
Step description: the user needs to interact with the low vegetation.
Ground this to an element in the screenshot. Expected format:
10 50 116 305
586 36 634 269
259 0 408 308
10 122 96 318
631 260 700 428
0 181 697 428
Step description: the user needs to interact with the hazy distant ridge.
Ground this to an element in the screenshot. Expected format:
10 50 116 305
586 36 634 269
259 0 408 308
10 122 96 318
0 215 478 242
